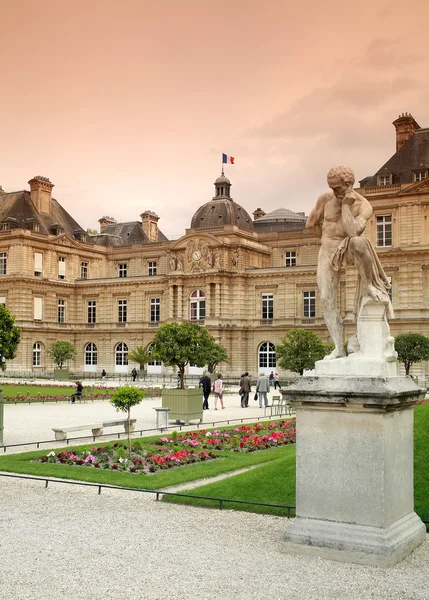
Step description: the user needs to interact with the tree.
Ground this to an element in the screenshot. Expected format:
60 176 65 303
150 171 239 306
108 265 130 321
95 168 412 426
110 386 145 456
150 322 219 389
395 333 429 376
48 340 76 369
206 340 229 375
275 329 326 375
127 346 152 371
0 304 21 371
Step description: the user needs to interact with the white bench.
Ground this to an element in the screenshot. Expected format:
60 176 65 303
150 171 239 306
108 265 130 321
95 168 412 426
52 418 137 441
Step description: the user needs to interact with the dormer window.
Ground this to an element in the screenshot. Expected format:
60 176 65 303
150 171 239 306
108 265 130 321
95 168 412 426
33 223 40 232
0 223 10 231
413 170 428 182
377 174 392 186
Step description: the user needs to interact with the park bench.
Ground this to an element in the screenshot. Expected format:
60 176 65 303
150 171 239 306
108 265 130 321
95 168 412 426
52 418 137 441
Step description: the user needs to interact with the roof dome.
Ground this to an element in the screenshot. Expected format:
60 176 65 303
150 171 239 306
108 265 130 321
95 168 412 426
215 173 231 185
255 208 307 224
191 198 254 231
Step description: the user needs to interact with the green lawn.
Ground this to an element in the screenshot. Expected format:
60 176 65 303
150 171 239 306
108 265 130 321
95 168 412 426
0 406 427 522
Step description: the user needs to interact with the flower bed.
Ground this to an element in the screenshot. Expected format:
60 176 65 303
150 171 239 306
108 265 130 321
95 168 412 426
155 421 296 452
38 443 216 474
5 392 112 403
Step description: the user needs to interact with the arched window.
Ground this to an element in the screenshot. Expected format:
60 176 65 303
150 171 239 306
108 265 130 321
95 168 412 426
190 289 206 321
147 343 161 366
33 342 42 367
258 342 276 369
115 342 128 366
85 343 97 365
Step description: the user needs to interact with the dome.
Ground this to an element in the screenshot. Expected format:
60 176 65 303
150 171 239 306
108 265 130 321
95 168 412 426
255 208 307 224
191 198 254 231
215 174 231 185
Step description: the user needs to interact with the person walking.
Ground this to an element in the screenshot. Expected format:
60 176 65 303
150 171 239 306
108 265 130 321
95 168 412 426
101 369 107 380
131 368 138 382
239 372 251 408
70 381 83 404
274 373 282 390
269 371 274 387
213 374 224 410
199 372 212 410
256 372 270 408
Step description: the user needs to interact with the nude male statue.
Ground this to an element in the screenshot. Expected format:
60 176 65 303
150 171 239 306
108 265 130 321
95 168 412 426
306 165 392 360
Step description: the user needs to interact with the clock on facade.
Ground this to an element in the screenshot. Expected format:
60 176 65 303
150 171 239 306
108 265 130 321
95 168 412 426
192 250 201 261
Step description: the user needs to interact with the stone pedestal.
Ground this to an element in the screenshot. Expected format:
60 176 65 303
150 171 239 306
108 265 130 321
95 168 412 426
283 373 426 566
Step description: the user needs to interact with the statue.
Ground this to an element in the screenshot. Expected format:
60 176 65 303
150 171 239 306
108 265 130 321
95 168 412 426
168 253 176 272
231 250 239 267
213 248 221 268
306 165 393 360
176 252 184 271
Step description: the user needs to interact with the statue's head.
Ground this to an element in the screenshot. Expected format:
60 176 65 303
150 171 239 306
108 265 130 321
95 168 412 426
327 165 355 198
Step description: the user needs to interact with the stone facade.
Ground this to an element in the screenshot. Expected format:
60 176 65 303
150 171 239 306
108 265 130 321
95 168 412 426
1 113 429 377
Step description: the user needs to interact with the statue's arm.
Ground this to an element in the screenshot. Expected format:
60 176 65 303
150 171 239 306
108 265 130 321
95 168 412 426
341 193 372 237
306 193 329 238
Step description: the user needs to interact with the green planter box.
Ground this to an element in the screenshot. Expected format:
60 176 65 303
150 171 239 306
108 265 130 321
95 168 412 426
162 388 203 425
53 368 70 381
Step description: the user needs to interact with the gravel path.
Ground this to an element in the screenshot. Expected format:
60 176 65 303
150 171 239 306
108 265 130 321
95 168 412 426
1 476 428 600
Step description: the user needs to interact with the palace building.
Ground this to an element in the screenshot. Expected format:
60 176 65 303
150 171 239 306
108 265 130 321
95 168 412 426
1 112 429 377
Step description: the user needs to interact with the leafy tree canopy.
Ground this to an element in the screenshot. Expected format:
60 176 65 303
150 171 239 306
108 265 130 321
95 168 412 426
0 304 21 371
48 341 76 369
395 334 429 376
275 328 326 375
127 346 152 370
150 322 222 388
206 340 229 374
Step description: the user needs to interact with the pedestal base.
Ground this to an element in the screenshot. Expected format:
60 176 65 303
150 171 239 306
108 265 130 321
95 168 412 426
284 512 426 567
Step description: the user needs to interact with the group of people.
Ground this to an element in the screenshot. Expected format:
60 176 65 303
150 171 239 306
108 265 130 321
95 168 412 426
198 371 283 410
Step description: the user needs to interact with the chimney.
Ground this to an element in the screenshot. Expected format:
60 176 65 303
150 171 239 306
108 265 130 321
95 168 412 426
253 208 266 220
140 210 159 242
98 216 116 233
392 112 421 151
28 176 54 215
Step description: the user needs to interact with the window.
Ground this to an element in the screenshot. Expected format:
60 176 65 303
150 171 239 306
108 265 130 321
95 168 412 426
413 170 428 182
58 256 66 280
190 289 206 321
34 297 43 321
1 223 10 231
258 342 276 369
33 223 40 232
115 342 128 366
147 343 162 366
148 261 157 276
376 215 392 247
285 251 296 267
0 252 6 275
303 291 316 318
150 298 160 322
118 263 127 278
33 342 42 367
377 174 392 186
34 252 43 276
261 294 274 319
81 261 88 279
58 299 65 323
85 343 97 365
118 299 127 323
87 300 96 324
0 296 5 305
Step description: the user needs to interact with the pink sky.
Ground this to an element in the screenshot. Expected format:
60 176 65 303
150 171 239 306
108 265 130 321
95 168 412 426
2 0 429 238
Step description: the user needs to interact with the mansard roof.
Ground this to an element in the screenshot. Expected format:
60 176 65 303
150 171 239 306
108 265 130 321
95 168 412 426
92 221 168 247
0 190 91 240
362 128 429 186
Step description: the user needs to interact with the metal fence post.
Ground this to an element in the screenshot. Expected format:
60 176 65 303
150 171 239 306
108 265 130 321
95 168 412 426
0 388 3 445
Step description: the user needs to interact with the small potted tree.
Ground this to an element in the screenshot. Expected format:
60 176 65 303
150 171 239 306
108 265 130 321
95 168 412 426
150 322 223 424
127 346 152 379
48 341 76 380
110 386 145 457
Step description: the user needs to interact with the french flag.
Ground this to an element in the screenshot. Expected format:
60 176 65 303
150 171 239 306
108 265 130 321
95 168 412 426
222 153 235 164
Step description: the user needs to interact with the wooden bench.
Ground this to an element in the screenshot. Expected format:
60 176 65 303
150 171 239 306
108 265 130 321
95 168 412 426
52 418 137 441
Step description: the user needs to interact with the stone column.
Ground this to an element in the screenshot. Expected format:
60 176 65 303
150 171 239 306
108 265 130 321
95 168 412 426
215 283 221 318
177 285 183 320
168 285 175 320
283 374 426 566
